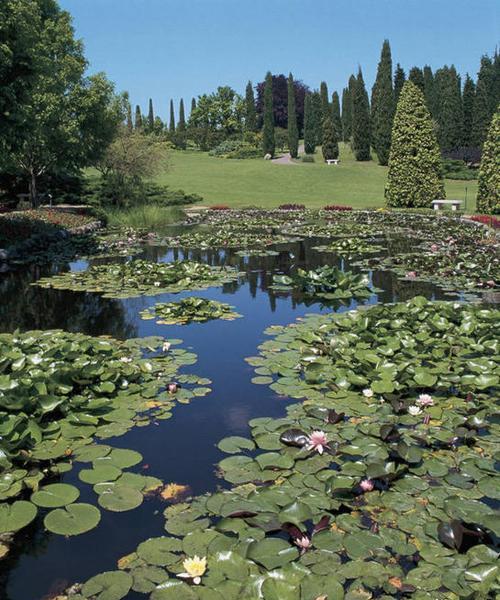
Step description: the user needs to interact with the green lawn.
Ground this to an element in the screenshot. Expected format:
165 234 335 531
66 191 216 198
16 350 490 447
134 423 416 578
156 143 477 210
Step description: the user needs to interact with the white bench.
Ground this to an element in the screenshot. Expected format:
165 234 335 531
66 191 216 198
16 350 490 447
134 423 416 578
431 199 462 211
326 159 340 165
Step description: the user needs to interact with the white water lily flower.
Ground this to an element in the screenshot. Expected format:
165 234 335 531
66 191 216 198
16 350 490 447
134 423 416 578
408 405 422 416
153 281 161 287
120 357 132 363
362 388 374 398
177 555 207 585
162 341 171 353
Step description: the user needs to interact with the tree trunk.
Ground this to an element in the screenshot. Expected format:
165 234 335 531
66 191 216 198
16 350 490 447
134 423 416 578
29 169 38 208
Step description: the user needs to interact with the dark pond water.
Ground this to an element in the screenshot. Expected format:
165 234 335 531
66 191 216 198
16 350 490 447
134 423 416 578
0 235 454 600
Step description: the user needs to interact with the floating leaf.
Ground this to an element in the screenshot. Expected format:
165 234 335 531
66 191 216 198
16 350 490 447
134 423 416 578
44 503 101 536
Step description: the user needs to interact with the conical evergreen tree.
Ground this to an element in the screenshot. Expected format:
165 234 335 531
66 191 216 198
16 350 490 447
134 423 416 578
341 86 352 142
434 66 463 151
262 71 275 156
169 100 175 134
462 74 476 147
385 81 444 207
321 116 339 161
134 105 142 130
351 68 371 161
126 102 133 132
331 91 342 141
408 67 425 91
191 97 196 113
476 104 500 213
371 39 394 165
245 81 257 132
394 63 406 103
178 99 186 131
320 81 329 120
472 56 495 146
147 98 154 132
423 66 437 117
303 93 316 154
311 91 323 145
493 51 500 110
287 73 299 158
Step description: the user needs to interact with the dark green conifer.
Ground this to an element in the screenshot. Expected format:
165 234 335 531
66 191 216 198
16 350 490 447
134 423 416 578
191 97 196 113
169 99 175 134
462 75 475 147
322 116 339 160
423 66 437 117
134 105 142 130
409 67 425 91
434 66 463 151
287 73 299 158
126 102 133 132
341 86 352 141
394 63 406 103
147 98 154 132
371 39 394 165
320 81 329 120
351 68 371 161
178 99 186 131
331 91 342 141
262 71 275 156
311 91 323 145
303 93 316 154
476 105 500 213
245 81 257 132
472 56 495 146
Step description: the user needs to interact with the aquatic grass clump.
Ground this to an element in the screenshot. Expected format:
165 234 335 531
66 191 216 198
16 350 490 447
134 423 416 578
35 259 241 299
104 205 184 230
140 297 242 325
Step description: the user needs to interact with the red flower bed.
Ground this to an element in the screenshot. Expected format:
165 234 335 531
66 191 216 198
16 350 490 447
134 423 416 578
209 205 231 210
323 204 353 212
468 214 500 229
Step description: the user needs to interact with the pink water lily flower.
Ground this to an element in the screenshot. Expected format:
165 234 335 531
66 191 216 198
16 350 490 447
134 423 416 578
359 478 375 492
167 382 179 393
406 271 417 279
307 430 329 455
294 535 312 553
417 394 434 407
430 244 439 252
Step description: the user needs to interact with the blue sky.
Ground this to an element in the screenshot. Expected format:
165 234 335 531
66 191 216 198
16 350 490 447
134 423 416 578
60 0 499 121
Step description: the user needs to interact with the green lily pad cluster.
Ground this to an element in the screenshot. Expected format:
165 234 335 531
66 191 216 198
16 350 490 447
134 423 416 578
139 297 242 325
313 236 384 257
0 330 211 538
35 259 241 299
162 227 295 249
271 265 377 302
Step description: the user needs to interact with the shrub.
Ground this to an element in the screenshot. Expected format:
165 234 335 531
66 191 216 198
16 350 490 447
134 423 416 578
143 184 202 206
209 140 260 159
278 203 305 210
323 205 353 211
301 155 315 163
274 127 288 152
442 159 477 181
476 106 500 214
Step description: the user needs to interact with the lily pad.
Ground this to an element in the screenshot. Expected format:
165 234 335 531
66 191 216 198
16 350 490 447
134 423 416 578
44 503 101 536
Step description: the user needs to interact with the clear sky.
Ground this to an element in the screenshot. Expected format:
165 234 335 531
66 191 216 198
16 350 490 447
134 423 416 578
60 0 499 121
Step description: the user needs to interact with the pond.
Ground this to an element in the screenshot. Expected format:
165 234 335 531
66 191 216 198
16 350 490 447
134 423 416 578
0 212 497 600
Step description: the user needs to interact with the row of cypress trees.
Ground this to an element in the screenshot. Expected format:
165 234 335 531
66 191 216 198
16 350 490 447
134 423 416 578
128 97 193 134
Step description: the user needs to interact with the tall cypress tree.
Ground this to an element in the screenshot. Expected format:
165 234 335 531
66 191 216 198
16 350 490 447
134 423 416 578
245 81 257 132
147 98 154 132
476 105 500 213
371 39 394 165
394 63 406 103
126 102 133 132
303 93 316 154
351 68 371 161
287 73 299 158
462 75 475 147
322 116 339 160
386 81 444 208
331 91 342 141
134 105 142 130
434 66 463 151
178 99 186 131
169 100 175 134
472 56 495 146
191 97 196 113
423 66 437 117
311 91 323 145
262 71 275 156
409 67 425 91
341 86 352 142
320 81 329 120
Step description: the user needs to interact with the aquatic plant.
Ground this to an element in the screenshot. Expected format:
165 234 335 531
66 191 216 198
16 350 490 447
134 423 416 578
139 297 242 325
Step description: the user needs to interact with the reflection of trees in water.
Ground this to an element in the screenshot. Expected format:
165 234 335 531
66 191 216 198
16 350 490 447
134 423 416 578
0 266 137 339
372 268 455 303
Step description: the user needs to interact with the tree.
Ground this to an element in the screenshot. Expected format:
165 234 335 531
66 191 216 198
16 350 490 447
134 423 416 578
178 98 186 131
287 73 299 158
408 67 424 91
244 81 257 132
321 116 339 161
385 81 444 208
341 86 352 141
311 91 323 144
472 55 496 146
423 66 437 117
320 81 329 120
191 97 196 113
351 68 371 161
1 0 123 206
462 75 476 147
303 93 315 154
126 101 133 132
96 130 169 206
135 105 142 130
169 100 175 133
262 71 275 156
331 91 342 141
434 66 462 151
476 105 499 213
371 39 394 165
256 74 309 133
394 63 406 103
147 98 154 132
189 86 244 141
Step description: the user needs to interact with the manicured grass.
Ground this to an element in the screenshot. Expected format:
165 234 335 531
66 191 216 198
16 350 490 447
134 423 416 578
155 143 477 210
